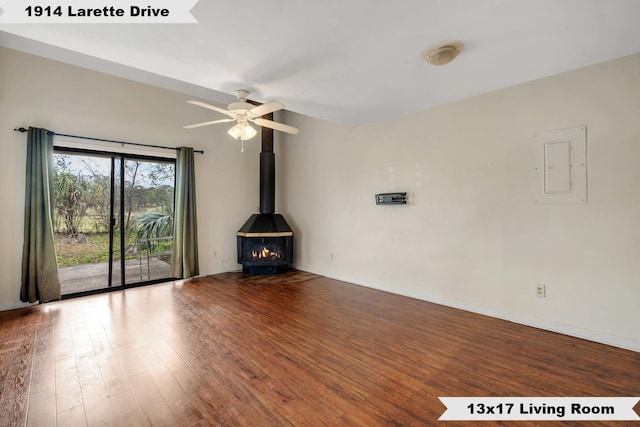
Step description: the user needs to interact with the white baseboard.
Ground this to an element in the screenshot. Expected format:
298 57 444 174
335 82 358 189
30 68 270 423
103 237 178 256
0 301 37 312
293 264 640 353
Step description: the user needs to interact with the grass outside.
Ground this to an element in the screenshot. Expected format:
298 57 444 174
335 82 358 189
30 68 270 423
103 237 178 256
55 231 173 267
55 232 134 267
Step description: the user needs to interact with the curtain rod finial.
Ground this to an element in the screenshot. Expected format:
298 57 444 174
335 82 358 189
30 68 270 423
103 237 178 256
14 127 29 133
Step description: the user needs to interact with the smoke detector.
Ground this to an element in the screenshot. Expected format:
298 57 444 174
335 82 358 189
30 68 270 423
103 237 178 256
421 40 464 66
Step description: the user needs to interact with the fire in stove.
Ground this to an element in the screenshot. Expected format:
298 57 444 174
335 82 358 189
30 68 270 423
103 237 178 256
251 246 282 260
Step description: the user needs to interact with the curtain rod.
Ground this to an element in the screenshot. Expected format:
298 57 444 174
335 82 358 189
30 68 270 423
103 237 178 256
13 127 204 154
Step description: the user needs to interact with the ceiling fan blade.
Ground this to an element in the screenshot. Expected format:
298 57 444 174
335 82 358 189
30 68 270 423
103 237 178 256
183 118 235 129
249 101 284 117
187 100 231 116
254 118 299 135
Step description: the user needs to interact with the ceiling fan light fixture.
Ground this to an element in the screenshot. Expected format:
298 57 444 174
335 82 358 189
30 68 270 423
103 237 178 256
184 90 299 143
227 121 257 141
421 40 464 66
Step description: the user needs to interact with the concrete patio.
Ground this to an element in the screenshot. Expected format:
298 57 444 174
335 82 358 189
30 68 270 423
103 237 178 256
58 257 172 294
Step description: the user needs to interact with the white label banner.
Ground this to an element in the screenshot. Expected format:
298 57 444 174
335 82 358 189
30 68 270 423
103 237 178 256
439 397 640 421
0 1 199 23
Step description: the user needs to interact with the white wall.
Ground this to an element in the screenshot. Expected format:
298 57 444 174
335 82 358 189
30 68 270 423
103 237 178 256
280 53 640 351
0 47 260 310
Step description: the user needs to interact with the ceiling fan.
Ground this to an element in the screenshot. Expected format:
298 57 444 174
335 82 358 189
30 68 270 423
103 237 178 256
183 90 299 143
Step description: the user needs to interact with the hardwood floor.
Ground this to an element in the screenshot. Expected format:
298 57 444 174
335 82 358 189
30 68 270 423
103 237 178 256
0 270 638 426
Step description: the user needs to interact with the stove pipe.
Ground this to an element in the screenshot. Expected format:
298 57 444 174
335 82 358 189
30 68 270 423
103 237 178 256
259 117 275 213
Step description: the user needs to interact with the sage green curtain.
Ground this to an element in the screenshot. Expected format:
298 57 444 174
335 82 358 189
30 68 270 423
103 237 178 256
171 147 199 278
20 127 61 303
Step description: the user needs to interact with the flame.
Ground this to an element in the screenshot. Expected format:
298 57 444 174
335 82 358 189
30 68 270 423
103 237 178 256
251 246 282 260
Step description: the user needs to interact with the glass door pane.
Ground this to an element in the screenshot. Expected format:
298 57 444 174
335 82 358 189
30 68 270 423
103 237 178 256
123 158 175 285
54 153 113 294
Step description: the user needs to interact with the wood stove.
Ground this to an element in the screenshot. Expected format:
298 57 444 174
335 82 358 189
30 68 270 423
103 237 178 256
237 216 293 274
237 112 294 274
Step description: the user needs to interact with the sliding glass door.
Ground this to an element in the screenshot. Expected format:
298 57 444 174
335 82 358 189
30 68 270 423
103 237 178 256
53 148 175 295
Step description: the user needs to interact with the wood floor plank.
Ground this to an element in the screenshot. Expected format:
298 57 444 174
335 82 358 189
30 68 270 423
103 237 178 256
153 371 204 425
112 342 148 378
26 388 56 427
29 320 55 395
56 404 87 427
54 336 83 415
0 333 18 403
95 351 131 397
0 335 34 427
0 270 638 426
104 389 149 427
128 371 177 426
76 351 115 426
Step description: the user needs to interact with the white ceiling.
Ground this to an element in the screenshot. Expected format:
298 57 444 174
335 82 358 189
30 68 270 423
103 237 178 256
2 0 640 126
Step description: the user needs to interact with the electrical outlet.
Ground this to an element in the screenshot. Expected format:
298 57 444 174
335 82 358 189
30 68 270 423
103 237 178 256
535 284 546 298
213 250 219 258
330 252 334 261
